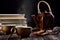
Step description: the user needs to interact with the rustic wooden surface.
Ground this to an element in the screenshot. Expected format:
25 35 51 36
0 33 60 40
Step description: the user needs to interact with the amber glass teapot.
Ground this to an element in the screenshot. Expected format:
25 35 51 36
31 1 55 35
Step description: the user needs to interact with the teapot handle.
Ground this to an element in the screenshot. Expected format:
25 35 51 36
37 1 54 18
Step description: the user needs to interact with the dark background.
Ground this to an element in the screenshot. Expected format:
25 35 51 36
0 0 60 27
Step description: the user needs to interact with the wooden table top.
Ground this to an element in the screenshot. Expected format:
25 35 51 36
0 33 60 40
